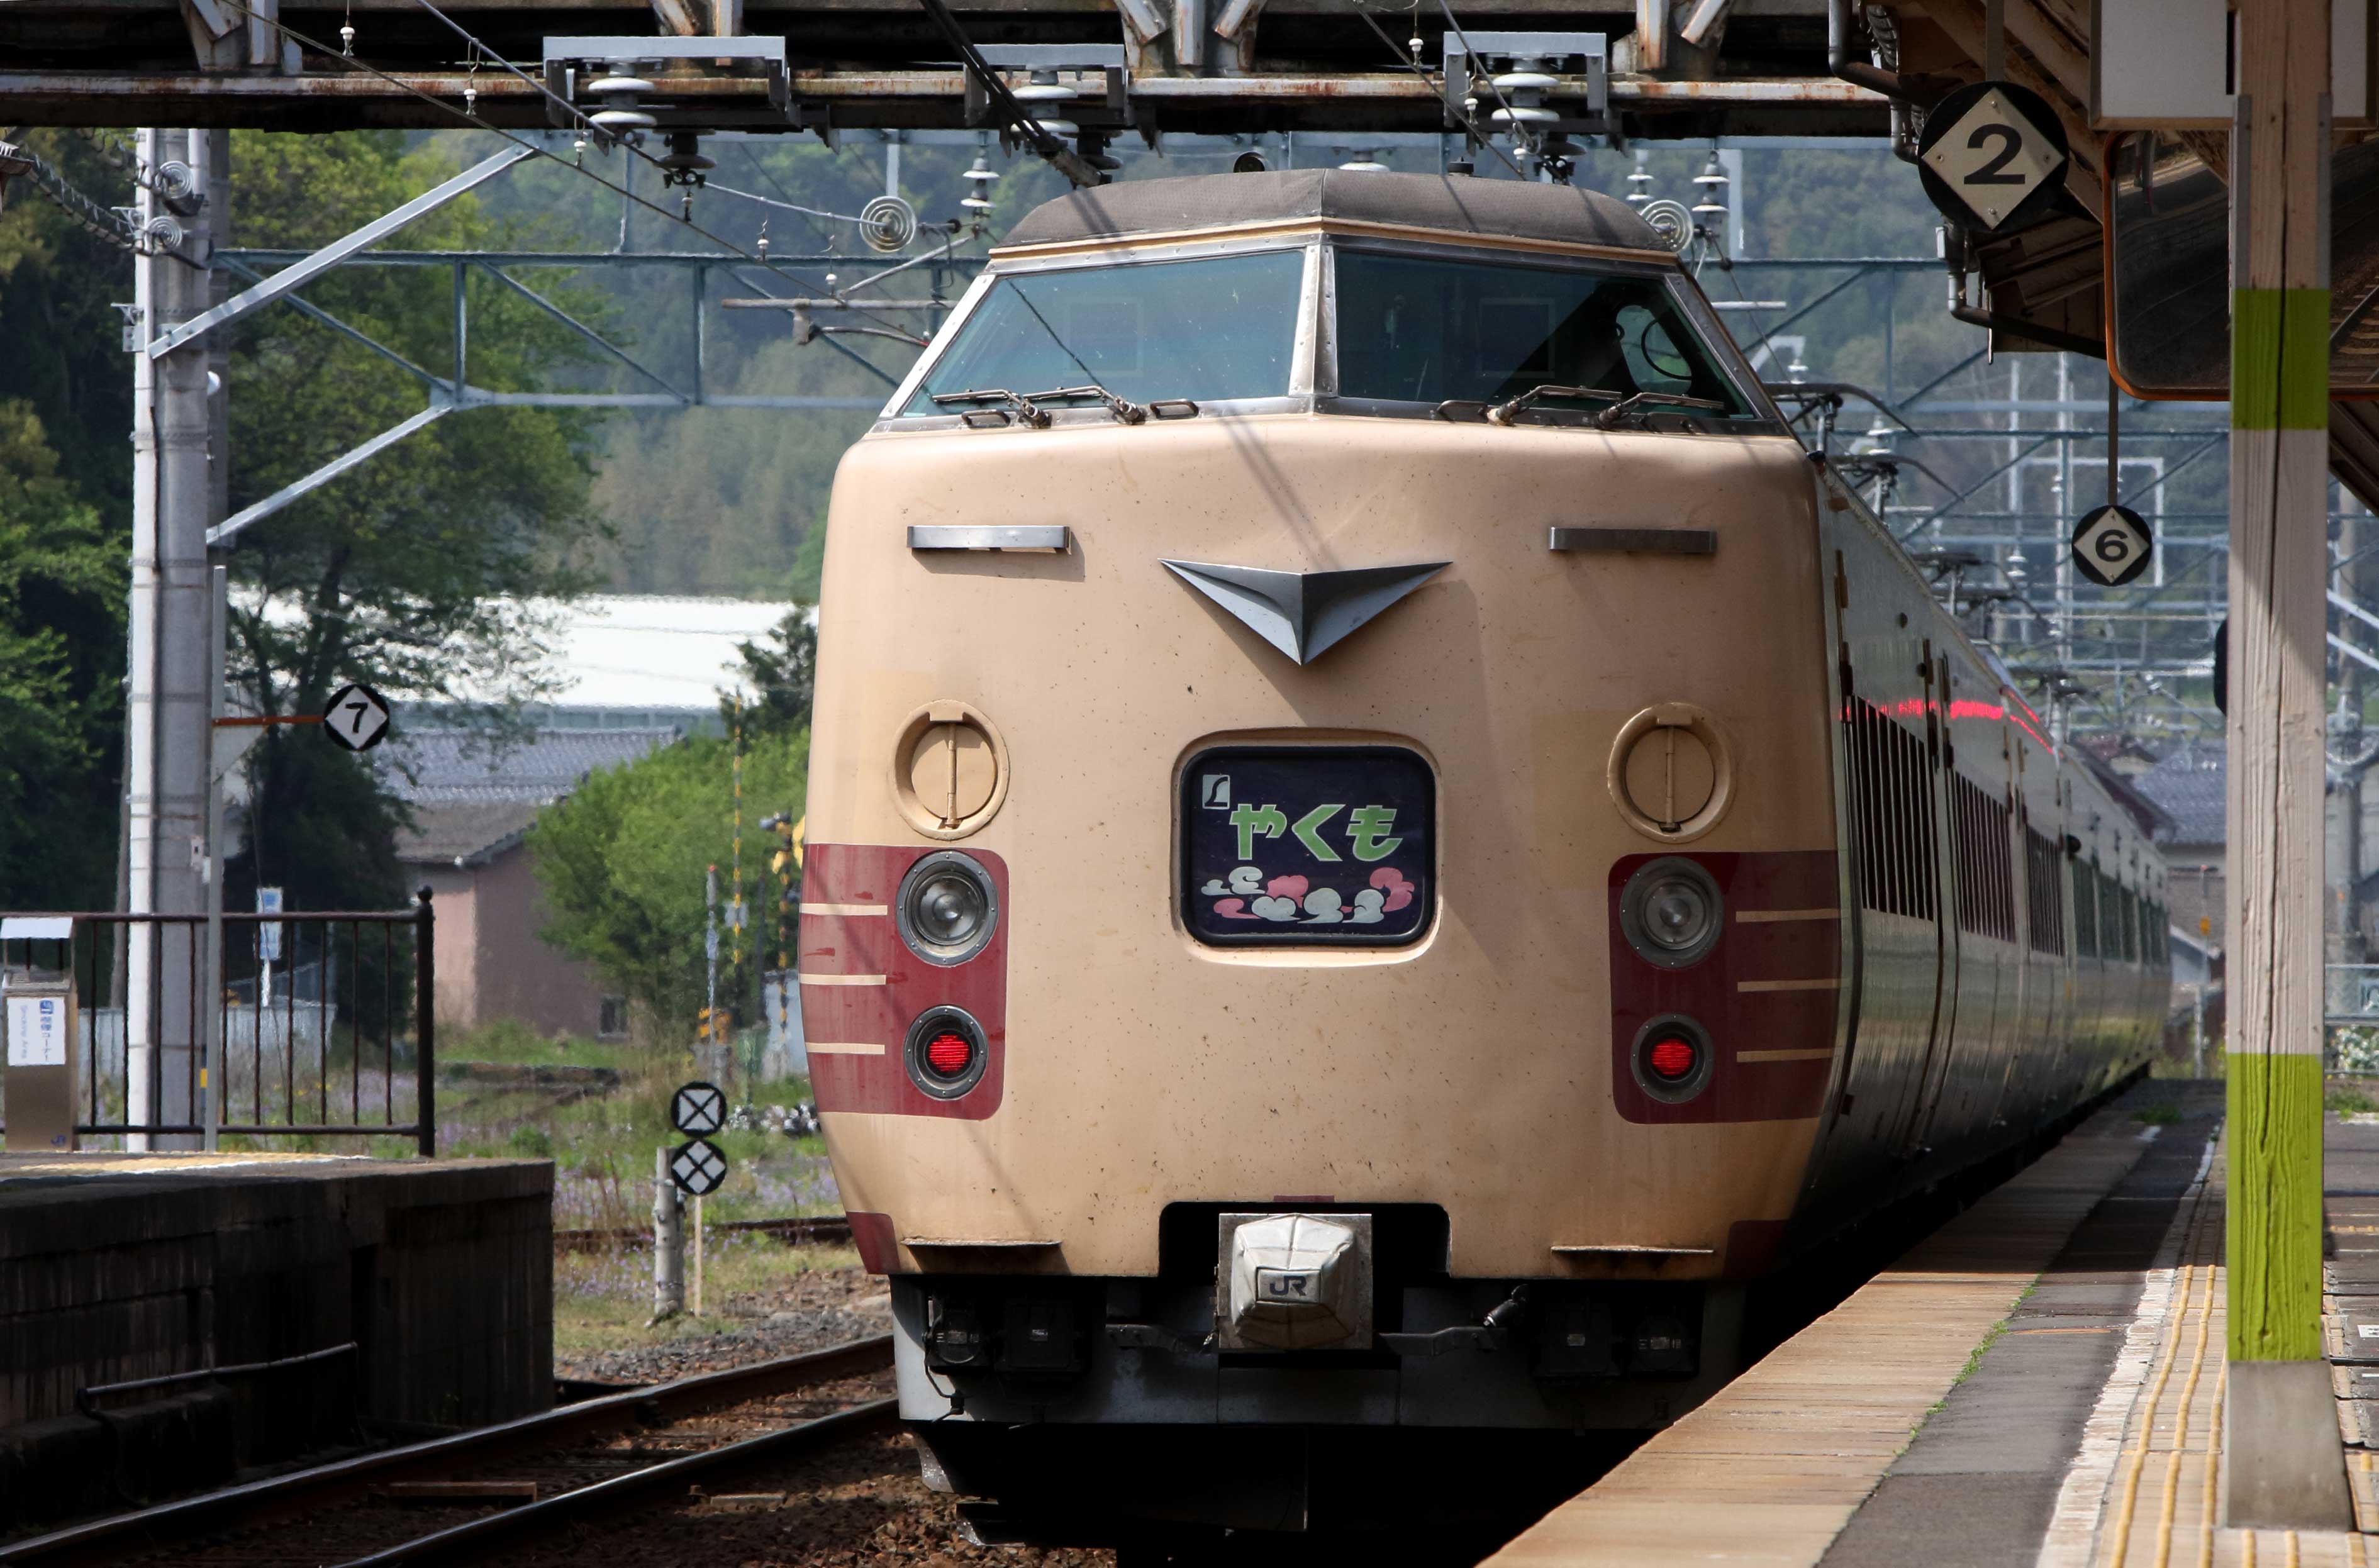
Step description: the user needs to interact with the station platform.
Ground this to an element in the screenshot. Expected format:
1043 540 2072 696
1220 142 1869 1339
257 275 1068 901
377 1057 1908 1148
1489 1081 2379 1567
0 1150 550 1528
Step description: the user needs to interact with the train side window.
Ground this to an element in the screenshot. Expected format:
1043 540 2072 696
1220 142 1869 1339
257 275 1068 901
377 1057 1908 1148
1842 699 1937 923
2073 861 2098 960
2022 828 2066 955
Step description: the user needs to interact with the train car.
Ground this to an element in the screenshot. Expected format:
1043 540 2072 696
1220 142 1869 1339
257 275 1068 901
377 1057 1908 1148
796 169 2170 1551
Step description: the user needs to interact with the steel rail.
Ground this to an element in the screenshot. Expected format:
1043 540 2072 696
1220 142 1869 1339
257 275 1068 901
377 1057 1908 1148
331 1396 900 1567
0 1334 894 1567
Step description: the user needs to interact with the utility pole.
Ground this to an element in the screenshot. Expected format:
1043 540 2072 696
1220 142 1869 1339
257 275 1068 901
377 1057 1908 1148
703 862 720 1080
2224 0 2353 1526
125 127 216 1152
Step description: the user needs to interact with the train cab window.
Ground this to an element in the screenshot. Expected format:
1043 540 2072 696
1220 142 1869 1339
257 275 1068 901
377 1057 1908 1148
1331 248 1761 423
903 249 1306 416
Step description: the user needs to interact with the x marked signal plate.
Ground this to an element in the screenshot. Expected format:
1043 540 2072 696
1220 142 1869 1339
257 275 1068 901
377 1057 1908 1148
670 1137 729 1197
671 1079 727 1137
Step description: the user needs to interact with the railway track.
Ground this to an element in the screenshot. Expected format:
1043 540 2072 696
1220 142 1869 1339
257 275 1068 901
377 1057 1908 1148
0 1336 897 1568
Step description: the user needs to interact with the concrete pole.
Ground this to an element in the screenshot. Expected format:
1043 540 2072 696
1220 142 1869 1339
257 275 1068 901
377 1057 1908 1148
651 1145 684 1321
125 128 215 1150
2224 3 2353 1526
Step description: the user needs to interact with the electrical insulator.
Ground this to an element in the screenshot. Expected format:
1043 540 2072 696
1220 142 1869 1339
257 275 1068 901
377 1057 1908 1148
1488 56 1561 133
1337 150 1388 172
1011 69 1081 139
1690 150 1729 230
961 147 999 213
585 62 659 137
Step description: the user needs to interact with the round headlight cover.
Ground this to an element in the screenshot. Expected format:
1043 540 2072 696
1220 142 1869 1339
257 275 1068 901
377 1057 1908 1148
896 850 999 966
1619 856 1722 969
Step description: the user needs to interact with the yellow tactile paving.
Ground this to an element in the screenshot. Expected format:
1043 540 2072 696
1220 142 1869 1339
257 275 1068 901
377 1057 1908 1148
2069 1135 2378 1568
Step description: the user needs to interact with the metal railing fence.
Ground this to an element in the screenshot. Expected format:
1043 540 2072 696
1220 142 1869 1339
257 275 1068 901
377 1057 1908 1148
0 893 434 1153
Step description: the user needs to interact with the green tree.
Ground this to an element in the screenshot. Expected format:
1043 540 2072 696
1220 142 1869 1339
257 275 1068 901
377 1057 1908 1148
0 130 142 911
723 608 817 740
528 728 810 1035
0 401 126 907
221 131 616 913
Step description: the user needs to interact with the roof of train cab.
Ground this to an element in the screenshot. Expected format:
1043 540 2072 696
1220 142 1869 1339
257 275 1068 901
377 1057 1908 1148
994 169 1674 258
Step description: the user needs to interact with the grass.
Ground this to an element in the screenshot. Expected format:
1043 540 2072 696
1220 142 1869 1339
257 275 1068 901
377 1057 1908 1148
428 1025 838 1230
552 1235 866 1357
441 1017 642 1073
2328 1084 2379 1116
2133 1103 2183 1126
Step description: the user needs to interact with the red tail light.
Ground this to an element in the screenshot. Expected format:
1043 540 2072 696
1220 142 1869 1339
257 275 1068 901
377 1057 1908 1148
1647 1034 1698 1081
925 1031 974 1076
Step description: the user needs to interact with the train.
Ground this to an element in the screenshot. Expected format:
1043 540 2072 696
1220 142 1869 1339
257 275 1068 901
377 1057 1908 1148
796 168 2170 1554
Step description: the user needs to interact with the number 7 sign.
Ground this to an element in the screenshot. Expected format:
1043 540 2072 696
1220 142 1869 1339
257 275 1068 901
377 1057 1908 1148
320 682 393 752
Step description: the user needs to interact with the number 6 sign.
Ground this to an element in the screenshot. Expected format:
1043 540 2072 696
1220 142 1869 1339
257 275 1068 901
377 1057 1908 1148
2070 504 2155 589
320 682 393 752
1916 80 2071 238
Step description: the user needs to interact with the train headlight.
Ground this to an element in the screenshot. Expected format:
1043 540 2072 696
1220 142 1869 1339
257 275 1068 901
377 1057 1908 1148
897 851 999 966
1619 857 1722 968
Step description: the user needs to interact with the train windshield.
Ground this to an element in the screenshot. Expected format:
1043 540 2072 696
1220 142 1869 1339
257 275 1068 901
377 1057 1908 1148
904 249 1305 415
1333 249 1759 421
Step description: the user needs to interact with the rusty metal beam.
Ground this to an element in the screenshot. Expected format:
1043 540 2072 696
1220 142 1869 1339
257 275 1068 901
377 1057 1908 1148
0 65 1885 133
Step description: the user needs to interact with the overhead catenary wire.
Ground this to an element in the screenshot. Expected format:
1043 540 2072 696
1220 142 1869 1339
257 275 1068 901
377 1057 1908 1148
208 0 930 342
909 0 1105 189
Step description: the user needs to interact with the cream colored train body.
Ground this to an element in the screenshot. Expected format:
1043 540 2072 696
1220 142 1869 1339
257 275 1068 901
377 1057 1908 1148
798 170 2168 1540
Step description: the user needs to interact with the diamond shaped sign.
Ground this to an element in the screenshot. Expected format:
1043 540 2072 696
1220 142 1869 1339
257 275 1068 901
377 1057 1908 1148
2071 504 2154 589
669 1137 730 1196
320 682 391 753
1917 81 2070 236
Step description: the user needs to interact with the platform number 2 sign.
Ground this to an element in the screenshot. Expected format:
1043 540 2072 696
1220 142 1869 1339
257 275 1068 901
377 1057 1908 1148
1917 82 2070 237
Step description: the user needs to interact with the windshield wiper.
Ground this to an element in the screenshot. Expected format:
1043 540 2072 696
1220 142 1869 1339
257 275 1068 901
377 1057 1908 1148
931 388 1052 428
1021 384 1149 425
1593 391 1730 430
1485 384 1622 426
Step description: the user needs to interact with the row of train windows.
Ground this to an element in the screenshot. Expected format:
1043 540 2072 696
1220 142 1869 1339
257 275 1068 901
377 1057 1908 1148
1842 699 2157 964
2075 865 2168 965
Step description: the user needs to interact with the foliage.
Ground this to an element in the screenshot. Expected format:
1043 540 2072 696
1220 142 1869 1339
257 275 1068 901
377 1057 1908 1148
0 401 126 906
723 608 818 739
220 131 620 908
528 727 810 1031
0 131 141 909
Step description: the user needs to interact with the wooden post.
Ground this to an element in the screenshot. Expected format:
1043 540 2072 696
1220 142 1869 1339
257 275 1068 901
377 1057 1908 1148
691 1192 705 1316
2224 0 2353 1527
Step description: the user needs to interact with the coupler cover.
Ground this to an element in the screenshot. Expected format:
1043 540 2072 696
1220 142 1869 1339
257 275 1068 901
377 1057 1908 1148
1215 1212 1374 1350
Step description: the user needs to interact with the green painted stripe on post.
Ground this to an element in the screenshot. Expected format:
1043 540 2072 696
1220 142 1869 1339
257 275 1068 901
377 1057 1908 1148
2228 1050 2326 1362
2232 287 2331 430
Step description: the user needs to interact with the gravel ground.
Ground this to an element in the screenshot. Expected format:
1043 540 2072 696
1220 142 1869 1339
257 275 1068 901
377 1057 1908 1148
489 1428 1114 1568
555 1253 896 1386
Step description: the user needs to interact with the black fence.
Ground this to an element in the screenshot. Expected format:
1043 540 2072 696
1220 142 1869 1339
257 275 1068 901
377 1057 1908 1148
0 892 435 1154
